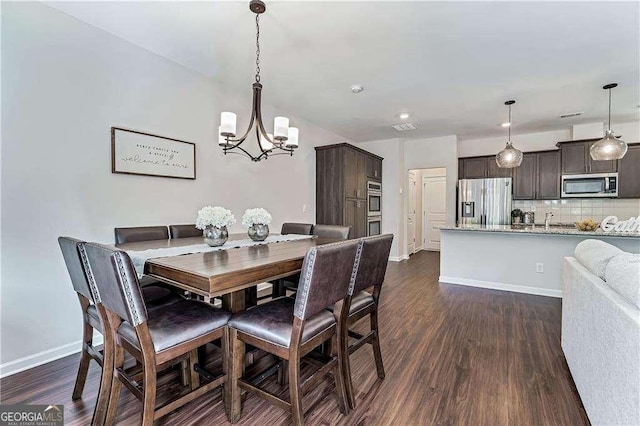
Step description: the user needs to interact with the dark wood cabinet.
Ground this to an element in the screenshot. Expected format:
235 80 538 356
513 153 537 200
486 157 513 178
559 139 617 175
459 156 513 179
366 156 382 180
536 151 561 199
316 143 383 238
462 157 487 179
617 144 640 198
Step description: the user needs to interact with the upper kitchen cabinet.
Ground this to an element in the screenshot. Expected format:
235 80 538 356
366 156 383 180
512 150 560 200
344 147 367 199
617 143 640 198
558 139 617 175
459 156 512 179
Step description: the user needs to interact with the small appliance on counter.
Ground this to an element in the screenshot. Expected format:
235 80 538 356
523 211 535 225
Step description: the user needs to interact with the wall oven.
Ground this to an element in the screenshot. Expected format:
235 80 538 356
561 173 618 198
367 216 381 236
367 181 382 216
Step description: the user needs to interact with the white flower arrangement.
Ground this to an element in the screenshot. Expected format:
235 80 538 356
242 208 272 228
195 206 236 230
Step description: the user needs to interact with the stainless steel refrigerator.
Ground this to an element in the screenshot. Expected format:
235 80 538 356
458 178 512 225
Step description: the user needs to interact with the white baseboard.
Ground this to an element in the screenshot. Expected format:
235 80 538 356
389 255 410 262
0 333 104 378
439 276 563 298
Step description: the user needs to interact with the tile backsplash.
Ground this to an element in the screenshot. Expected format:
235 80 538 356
513 198 640 224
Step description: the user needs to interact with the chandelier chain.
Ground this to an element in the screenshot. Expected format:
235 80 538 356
508 104 512 142
608 88 611 130
255 14 261 83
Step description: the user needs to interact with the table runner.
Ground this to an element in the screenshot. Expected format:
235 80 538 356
126 234 314 278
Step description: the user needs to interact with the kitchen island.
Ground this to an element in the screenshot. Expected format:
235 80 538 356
439 224 640 298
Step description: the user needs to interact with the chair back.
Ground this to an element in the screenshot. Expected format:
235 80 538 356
294 240 361 320
114 226 169 244
169 224 202 239
58 236 100 303
312 224 351 240
83 243 148 327
351 234 394 295
281 223 313 235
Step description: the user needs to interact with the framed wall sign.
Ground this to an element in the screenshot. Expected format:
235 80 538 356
111 127 196 180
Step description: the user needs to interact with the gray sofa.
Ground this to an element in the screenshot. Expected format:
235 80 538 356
562 239 640 426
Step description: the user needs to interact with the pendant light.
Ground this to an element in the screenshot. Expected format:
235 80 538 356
496 100 523 168
590 83 627 161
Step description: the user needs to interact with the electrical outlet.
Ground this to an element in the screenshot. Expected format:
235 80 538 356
536 263 544 273
302 204 308 213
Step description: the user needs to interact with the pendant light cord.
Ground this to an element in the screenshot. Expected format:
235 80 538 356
608 88 611 131
508 104 512 143
255 14 261 83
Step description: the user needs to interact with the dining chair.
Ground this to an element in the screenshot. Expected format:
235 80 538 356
58 237 185 424
334 233 393 409
312 224 351 239
169 224 202 239
280 224 352 296
227 239 361 425
82 242 231 425
281 222 313 235
114 226 169 244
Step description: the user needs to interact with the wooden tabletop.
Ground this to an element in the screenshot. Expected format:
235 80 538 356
115 234 338 300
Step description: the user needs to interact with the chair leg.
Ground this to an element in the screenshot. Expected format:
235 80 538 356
179 360 189 387
189 349 200 390
331 335 349 415
226 328 244 424
72 323 93 400
141 355 157 426
341 322 356 409
92 334 113 426
105 345 124 425
278 360 289 385
272 279 285 298
288 356 304 426
370 308 385 379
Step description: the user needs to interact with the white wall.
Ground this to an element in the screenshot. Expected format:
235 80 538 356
457 121 640 158
440 230 640 297
0 2 349 374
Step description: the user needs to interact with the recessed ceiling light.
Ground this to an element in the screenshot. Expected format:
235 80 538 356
398 112 410 120
350 85 364 94
501 122 511 127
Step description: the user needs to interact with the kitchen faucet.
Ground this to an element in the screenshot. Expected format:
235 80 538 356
545 212 554 229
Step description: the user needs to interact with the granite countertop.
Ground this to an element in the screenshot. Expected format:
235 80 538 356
439 224 640 238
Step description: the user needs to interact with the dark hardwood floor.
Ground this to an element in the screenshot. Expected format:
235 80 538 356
0 251 589 425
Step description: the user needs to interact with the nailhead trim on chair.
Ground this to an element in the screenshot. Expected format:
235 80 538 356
348 240 364 296
114 251 142 326
295 247 317 319
78 243 101 303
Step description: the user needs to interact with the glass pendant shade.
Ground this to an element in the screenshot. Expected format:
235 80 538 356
590 129 627 160
496 142 523 168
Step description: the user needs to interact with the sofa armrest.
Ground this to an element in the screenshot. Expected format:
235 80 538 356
562 256 640 426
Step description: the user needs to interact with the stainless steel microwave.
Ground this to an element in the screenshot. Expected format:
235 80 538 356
561 173 618 198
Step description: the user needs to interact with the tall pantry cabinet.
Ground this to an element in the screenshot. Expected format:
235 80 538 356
315 143 383 238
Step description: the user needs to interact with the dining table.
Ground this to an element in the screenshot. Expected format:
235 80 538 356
114 233 339 313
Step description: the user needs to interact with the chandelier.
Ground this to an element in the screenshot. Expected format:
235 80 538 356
495 100 523 168
590 83 627 161
218 0 298 162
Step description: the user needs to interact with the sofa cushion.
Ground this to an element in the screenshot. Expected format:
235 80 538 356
604 253 640 309
574 239 624 280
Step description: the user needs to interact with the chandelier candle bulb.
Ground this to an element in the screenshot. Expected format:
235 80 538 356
273 116 289 140
285 127 299 148
220 112 237 136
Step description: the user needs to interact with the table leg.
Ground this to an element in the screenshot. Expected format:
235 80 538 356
222 290 246 313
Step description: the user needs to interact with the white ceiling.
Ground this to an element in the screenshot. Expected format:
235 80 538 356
48 1 640 142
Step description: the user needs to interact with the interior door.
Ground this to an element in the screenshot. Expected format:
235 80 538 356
423 176 447 251
407 171 417 254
